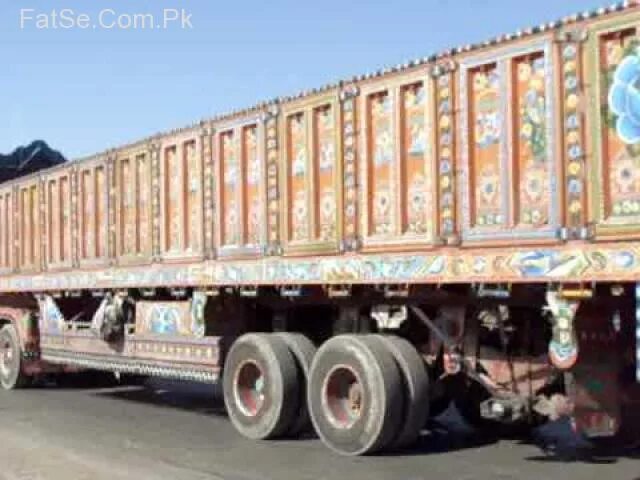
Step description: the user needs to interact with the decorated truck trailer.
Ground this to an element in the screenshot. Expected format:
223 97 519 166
2 1 640 456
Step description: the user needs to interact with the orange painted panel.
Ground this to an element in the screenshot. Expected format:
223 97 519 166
47 179 59 264
313 105 337 241
221 131 240 246
512 53 550 227
19 185 39 269
119 157 136 255
243 125 260 245
137 154 152 256
164 146 182 251
400 82 429 235
0 192 11 269
601 30 640 221
288 113 309 242
469 64 503 228
80 169 94 259
368 91 394 236
95 166 107 258
184 141 200 251
60 176 70 263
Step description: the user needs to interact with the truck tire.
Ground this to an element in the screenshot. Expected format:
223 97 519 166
0 324 31 390
307 335 404 455
274 332 317 436
371 334 429 449
223 333 299 440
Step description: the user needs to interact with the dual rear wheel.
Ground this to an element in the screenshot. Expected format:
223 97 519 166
222 333 430 455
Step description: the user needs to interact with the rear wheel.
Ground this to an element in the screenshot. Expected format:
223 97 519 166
308 335 404 456
372 334 429 449
0 324 30 390
274 332 317 436
223 333 299 440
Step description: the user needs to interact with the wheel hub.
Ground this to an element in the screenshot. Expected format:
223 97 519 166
234 360 266 417
0 337 14 378
324 365 363 429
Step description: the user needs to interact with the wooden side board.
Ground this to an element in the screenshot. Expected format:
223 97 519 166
0 6 640 290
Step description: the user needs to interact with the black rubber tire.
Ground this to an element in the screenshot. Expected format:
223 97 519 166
223 333 300 440
274 332 317 436
0 324 31 390
308 335 404 456
371 334 429 449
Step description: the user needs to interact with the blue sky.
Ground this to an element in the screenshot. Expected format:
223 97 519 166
1 0 600 159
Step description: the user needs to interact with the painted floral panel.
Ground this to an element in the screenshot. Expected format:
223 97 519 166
603 30 640 219
0 194 8 267
314 105 336 241
80 170 94 259
120 158 136 255
48 180 60 263
243 125 261 245
288 113 309 241
221 131 240 246
95 166 107 258
514 54 549 226
402 83 429 235
369 91 394 235
165 146 182 251
60 176 70 262
137 154 151 255
184 142 200 251
470 65 503 227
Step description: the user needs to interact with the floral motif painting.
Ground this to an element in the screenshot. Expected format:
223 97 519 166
165 146 182 250
471 65 503 227
515 54 549 226
370 92 394 235
289 113 309 241
222 132 240 245
185 142 200 251
402 83 429 235
137 155 151 255
244 126 261 245
120 159 135 255
315 105 336 241
604 32 640 219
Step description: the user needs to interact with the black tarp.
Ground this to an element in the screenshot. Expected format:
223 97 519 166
0 140 66 183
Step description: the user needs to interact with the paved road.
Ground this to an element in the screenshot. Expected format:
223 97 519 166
0 379 638 480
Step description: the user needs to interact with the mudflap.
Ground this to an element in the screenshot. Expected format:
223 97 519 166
567 303 621 438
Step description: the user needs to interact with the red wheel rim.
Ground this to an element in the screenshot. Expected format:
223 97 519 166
234 360 265 417
323 365 363 429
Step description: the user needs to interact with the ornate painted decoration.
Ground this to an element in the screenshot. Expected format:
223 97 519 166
604 31 640 221
315 105 337 241
559 31 588 234
244 125 261 246
201 125 215 258
546 291 580 370
340 86 359 251
221 130 240 246
288 112 309 242
431 61 457 241
459 40 557 241
264 106 281 255
369 91 394 236
515 54 550 227
402 82 429 235
470 64 504 228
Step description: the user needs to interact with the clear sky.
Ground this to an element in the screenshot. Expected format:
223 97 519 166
0 0 601 159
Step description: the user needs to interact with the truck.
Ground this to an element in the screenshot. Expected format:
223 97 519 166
1 1 640 456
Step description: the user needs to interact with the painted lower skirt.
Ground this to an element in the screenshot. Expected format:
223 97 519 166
41 348 220 384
